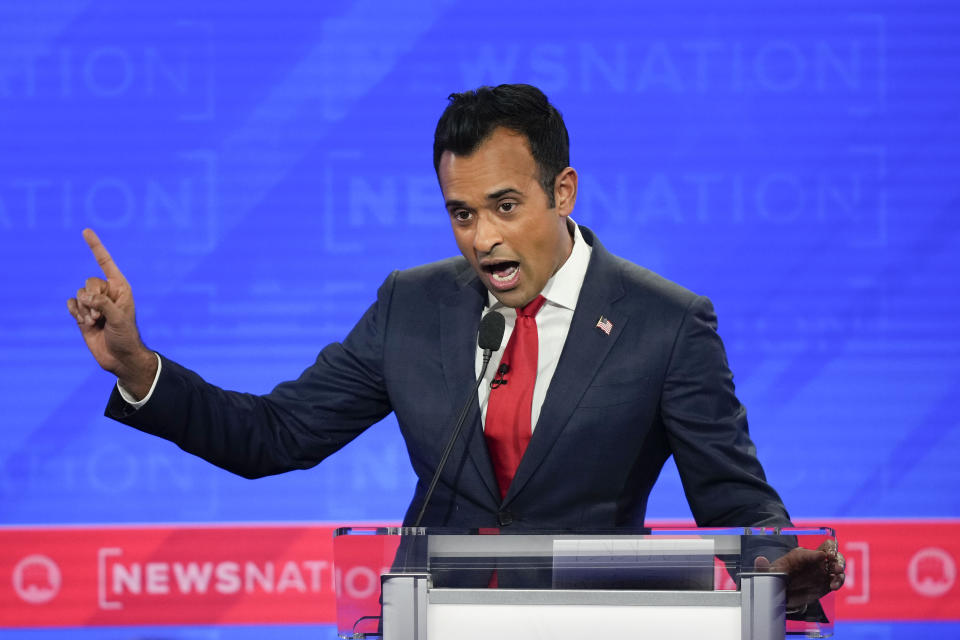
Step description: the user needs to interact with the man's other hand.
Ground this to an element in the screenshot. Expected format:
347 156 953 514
66 229 157 400
754 538 845 611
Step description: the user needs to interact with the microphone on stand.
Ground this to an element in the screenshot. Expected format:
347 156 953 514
412 311 505 528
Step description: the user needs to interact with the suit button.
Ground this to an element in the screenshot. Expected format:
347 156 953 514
498 511 513 527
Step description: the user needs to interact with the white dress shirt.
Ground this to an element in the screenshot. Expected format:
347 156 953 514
117 352 161 408
475 221 592 432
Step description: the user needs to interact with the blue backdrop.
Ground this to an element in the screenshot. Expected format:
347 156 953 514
1 1 958 637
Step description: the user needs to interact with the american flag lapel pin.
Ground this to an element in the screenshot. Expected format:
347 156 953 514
596 315 613 335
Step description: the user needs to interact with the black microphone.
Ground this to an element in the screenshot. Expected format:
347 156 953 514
478 311 506 352
413 311 505 528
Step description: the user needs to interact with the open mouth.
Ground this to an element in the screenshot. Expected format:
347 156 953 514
482 260 521 290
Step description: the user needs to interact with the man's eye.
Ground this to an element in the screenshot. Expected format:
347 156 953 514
499 202 516 213
452 210 473 222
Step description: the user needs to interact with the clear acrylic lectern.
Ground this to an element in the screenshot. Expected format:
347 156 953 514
333 527 835 640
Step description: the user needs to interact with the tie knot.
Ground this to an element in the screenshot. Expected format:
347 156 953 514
517 295 546 318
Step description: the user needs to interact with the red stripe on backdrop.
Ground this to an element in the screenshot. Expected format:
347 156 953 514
0 519 957 627
820 519 960 621
0 524 341 627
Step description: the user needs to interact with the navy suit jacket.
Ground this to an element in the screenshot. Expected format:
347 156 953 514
106 226 790 530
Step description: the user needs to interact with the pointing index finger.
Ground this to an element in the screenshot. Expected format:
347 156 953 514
82 228 127 282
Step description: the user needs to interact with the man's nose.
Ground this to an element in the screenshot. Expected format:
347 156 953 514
473 213 502 253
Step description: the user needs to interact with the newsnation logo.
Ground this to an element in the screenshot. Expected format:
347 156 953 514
98 549 335 603
0 521 957 628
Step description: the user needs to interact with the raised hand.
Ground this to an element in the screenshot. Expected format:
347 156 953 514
66 229 157 400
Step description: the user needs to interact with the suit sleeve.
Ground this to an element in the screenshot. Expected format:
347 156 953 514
104 272 398 479
659 295 792 527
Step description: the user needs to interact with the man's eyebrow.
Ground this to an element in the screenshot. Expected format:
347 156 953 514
487 187 524 200
444 188 524 209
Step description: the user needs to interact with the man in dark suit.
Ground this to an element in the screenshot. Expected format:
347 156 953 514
68 84 843 609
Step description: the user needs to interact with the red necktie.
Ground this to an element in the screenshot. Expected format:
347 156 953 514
485 295 547 500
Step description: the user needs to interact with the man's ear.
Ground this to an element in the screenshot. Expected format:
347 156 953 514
554 167 578 216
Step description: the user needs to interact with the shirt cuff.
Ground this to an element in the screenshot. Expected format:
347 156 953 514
116 353 162 409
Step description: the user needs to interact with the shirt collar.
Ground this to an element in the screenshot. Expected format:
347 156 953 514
487 219 592 312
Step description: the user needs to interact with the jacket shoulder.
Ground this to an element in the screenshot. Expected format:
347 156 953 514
600 249 702 319
581 225 702 316
387 256 478 303
624 259 698 304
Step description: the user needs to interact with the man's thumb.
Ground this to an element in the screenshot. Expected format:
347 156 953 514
88 291 123 325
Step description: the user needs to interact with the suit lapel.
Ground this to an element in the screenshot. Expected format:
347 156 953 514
439 267 501 505
505 233 628 504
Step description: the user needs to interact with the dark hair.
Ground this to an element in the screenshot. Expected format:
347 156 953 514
433 84 570 207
